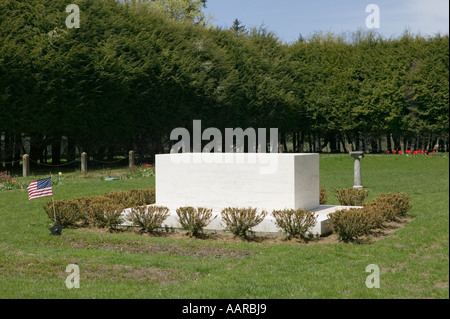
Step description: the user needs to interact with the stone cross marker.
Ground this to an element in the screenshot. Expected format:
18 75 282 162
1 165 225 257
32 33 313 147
350 151 364 189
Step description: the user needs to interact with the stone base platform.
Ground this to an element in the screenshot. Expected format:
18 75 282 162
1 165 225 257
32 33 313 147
121 205 360 237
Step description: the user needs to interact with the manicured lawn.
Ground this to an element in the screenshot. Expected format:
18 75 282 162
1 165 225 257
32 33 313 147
0 154 448 298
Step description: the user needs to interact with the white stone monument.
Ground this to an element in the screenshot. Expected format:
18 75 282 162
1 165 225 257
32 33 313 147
123 153 358 236
156 153 319 212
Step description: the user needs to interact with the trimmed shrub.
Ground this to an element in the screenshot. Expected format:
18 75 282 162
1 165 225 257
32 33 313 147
333 188 370 206
362 205 387 229
327 208 373 242
390 192 411 217
84 196 125 230
364 200 398 222
221 207 267 239
363 192 411 222
104 188 155 207
272 209 317 241
176 207 215 237
42 188 156 230
367 192 411 217
130 205 170 233
44 199 83 227
320 188 328 205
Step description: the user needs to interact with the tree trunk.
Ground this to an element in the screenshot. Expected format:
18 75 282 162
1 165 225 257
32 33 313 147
386 134 392 152
29 135 44 168
361 135 367 153
292 132 297 152
67 137 76 163
401 135 406 153
281 132 287 153
3 131 11 170
308 132 313 153
417 134 422 150
107 146 115 161
298 131 304 153
314 133 320 152
354 133 361 151
343 134 352 153
51 137 61 165
329 133 338 153
370 137 378 153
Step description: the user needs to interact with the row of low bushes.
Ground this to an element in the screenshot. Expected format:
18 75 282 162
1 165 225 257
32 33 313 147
44 190 317 240
333 188 370 206
44 188 155 228
44 187 411 242
328 192 411 241
113 190 410 242
169 190 410 241
132 206 316 240
320 187 371 206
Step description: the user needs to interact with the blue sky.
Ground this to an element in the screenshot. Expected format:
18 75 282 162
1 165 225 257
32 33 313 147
204 0 449 43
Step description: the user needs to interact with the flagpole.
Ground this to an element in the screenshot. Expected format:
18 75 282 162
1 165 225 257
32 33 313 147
50 173 57 222
52 196 57 222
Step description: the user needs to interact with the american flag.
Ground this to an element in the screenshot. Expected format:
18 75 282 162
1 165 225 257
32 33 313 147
27 177 53 200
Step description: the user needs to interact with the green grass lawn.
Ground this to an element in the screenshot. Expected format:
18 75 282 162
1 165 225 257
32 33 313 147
0 154 448 299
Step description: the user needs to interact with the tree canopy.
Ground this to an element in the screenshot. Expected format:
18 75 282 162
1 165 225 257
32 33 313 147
0 0 448 167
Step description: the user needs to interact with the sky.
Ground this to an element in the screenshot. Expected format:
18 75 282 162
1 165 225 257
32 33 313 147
204 0 449 43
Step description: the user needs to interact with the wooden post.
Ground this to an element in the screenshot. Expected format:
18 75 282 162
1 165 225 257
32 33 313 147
22 154 30 177
129 150 135 168
81 152 87 173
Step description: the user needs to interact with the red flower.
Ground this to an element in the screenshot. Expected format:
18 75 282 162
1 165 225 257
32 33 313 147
433 150 436 153
387 151 390 154
146 164 152 167
398 151 403 154
393 150 397 154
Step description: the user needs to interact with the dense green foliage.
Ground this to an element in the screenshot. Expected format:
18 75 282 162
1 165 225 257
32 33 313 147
1 0 448 167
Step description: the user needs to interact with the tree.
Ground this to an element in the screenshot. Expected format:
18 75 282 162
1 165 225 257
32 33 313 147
1 0 448 167
142 0 208 24
230 19 247 36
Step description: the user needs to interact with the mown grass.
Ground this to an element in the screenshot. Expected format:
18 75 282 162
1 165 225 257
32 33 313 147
0 154 448 299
